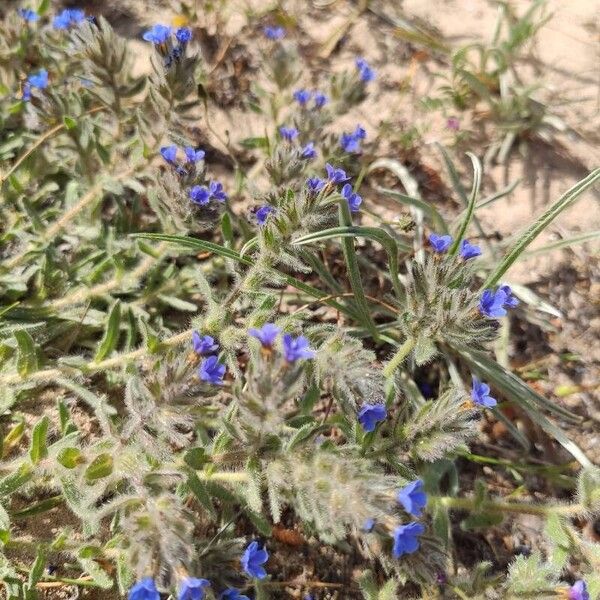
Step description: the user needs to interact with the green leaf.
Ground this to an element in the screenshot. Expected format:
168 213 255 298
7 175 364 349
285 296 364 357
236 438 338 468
37 0 50 15
184 448 209 470
29 417 49 465
293 225 408 299
484 168 600 287
85 453 113 482
27 545 47 589
0 463 33 497
336 201 378 336
94 301 121 361
63 116 77 130
455 344 591 467
2 418 25 458
14 330 38 377
449 152 482 255
0 503 10 545
187 473 217 518
221 212 234 245
57 447 85 469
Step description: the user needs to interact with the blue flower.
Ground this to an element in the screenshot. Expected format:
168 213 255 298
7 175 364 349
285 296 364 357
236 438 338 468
340 125 367 153
176 27 192 44
18 8 39 22
471 376 497 408
199 356 226 385
282 334 315 362
313 92 328 108
189 182 227 205
160 145 178 164
306 177 325 193
479 288 508 318
341 183 362 212
397 480 427 517
184 147 205 162
279 126 299 142
428 233 453 253
355 57 376 82
192 332 219 355
325 163 350 185
459 239 482 260
293 89 312 106
53 8 86 29
220 590 250 600
249 323 281 347
143 24 172 44
569 581 589 600
209 181 227 202
362 518 376 532
178 578 210 600
241 541 269 579
263 26 285 40
392 522 425 558
23 68 49 101
189 185 211 206
358 403 387 432
128 578 159 600
498 284 519 308
300 142 316 160
255 205 276 226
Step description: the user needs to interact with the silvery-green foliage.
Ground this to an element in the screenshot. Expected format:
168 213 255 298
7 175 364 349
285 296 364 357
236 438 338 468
0 7 597 600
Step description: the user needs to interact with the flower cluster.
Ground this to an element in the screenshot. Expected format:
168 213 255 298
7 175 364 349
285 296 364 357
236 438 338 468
53 8 86 29
143 24 192 66
340 125 367 153
128 545 265 600
479 285 519 318
249 323 316 363
355 57 376 82
22 68 48 101
263 25 285 40
192 331 226 384
293 88 329 109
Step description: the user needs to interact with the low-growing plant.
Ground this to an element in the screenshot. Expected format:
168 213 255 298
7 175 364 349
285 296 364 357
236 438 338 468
0 3 599 600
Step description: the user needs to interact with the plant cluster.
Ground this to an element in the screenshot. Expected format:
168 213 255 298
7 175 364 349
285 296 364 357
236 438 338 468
0 3 599 600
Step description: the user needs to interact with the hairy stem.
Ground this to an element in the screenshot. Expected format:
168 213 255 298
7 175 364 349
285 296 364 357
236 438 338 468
435 495 585 516
382 337 415 378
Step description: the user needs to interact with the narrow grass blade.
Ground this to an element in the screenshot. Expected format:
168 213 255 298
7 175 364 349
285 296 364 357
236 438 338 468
521 230 600 258
484 168 600 288
449 152 482 255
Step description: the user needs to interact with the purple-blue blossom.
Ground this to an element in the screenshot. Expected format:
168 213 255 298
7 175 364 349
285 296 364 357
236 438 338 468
397 480 427 517
459 239 482 260
293 89 312 106
128 578 159 600
392 522 425 558
568 581 589 600
18 8 39 22
279 126 299 142
220 590 250 600
241 541 269 579
340 125 367 153
478 285 519 318
176 27 192 44
263 26 285 40
178 578 210 600
471 376 497 408
23 69 49 101
313 92 328 108
341 183 362 212
325 163 350 185
300 142 316 160
358 403 387 432
143 24 172 44
499 284 519 308
192 332 219 355
249 323 281 347
199 356 226 385
53 8 86 29
189 185 211 205
160 145 178 163
428 233 453 253
306 177 325 193
282 334 315 362
355 57 376 82
255 205 276 226
184 147 205 162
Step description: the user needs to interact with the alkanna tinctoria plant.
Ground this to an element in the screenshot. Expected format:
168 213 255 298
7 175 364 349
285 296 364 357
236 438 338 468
0 5 599 600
